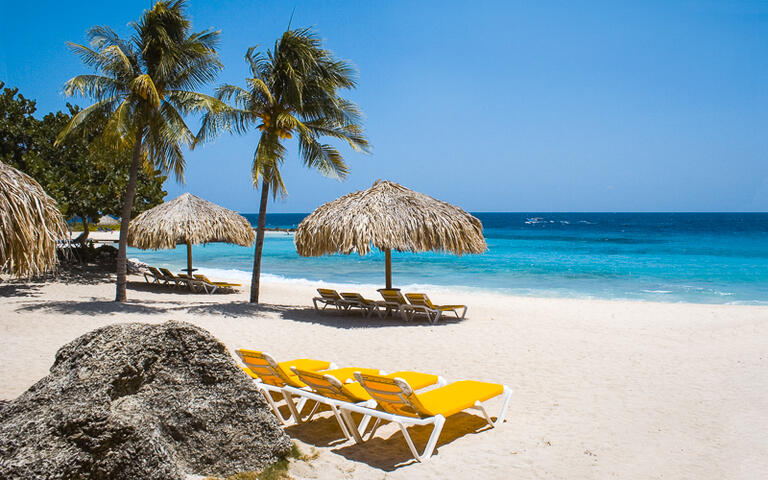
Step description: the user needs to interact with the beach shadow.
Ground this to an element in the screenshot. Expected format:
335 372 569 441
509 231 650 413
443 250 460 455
127 280 203 295
0 281 45 298
186 302 266 318
330 413 491 470
256 304 463 329
284 410 353 447
14 298 179 315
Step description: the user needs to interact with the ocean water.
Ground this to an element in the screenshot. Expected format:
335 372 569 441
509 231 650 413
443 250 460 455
127 213 768 304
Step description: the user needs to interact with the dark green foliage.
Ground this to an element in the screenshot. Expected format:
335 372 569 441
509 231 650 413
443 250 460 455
0 83 167 233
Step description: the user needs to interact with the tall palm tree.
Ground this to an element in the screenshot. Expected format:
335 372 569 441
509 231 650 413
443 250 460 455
57 0 224 301
198 28 369 304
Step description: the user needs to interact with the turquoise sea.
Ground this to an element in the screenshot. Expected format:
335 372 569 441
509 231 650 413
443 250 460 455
127 213 768 304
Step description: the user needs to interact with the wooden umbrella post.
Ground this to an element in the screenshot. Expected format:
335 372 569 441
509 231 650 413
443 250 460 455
186 241 193 275
385 248 392 289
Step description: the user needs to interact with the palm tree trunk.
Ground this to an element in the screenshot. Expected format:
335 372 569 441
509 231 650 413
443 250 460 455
75 216 90 245
250 178 270 303
115 135 143 302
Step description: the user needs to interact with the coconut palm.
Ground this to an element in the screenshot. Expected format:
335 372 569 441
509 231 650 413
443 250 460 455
57 0 224 301
197 28 369 303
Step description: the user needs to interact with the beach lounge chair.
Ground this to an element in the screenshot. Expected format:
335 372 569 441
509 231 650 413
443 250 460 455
159 268 191 288
377 289 415 320
312 288 351 312
339 292 383 318
286 367 445 442
236 349 337 425
143 266 170 285
348 372 512 462
404 293 467 324
193 274 241 294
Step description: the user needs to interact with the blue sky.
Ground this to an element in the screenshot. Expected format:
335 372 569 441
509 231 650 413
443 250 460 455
2 0 767 212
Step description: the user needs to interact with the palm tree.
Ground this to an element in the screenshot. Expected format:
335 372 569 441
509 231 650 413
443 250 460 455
57 0 224 301
198 28 369 303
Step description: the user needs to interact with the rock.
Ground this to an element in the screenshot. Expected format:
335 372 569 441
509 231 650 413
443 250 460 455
0 321 291 480
127 257 149 274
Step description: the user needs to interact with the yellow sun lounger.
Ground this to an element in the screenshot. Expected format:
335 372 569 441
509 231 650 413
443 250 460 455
193 274 241 294
159 268 191 288
345 372 511 462
339 292 383 318
144 266 170 285
236 349 337 425
404 293 467 324
377 289 415 320
312 288 351 312
286 367 445 442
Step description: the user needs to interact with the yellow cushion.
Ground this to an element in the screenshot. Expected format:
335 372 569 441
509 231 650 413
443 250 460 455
414 380 504 417
322 367 380 383
277 358 332 373
386 371 439 390
341 382 372 402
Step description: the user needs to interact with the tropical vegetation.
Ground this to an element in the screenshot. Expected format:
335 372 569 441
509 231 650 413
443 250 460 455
57 0 225 301
0 83 166 243
197 28 369 303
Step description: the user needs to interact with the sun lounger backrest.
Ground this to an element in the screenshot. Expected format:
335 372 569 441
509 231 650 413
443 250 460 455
317 288 342 300
236 349 294 387
378 289 408 305
354 372 427 418
340 292 365 303
149 266 164 277
291 368 352 402
160 268 176 278
405 293 436 309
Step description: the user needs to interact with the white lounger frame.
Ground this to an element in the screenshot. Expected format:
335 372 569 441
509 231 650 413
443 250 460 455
283 369 447 443
243 361 338 425
341 381 512 462
406 302 467 324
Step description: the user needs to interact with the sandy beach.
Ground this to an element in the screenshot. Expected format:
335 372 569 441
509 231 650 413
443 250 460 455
1 273 766 479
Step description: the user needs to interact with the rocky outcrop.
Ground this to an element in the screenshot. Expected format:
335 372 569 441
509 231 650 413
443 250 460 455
0 321 291 480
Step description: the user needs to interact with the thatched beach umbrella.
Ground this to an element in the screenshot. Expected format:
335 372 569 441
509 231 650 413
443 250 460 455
0 161 67 277
128 193 255 275
295 180 487 289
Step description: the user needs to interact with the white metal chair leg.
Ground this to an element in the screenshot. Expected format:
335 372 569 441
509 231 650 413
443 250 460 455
398 415 445 463
260 389 292 425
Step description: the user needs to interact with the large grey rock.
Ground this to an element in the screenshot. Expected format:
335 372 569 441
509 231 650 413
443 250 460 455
0 321 291 480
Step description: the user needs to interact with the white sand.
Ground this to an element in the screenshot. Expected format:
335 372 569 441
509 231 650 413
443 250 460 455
1 275 767 479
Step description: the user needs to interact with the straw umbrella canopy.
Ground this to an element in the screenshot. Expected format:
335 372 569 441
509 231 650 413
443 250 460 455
295 180 487 289
0 161 67 278
128 193 255 275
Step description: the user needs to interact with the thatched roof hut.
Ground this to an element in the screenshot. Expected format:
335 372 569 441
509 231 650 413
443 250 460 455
128 193 254 274
295 180 486 288
0 161 67 278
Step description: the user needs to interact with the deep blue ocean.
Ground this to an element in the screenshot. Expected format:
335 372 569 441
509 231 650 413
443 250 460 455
127 213 768 304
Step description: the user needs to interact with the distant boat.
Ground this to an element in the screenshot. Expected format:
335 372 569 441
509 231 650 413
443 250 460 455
525 217 545 224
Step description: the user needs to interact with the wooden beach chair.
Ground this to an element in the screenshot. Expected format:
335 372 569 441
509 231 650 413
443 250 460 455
347 372 512 462
377 289 416 320
236 349 337 425
404 293 467 324
193 274 241 294
286 367 445 442
312 288 351 312
340 292 383 318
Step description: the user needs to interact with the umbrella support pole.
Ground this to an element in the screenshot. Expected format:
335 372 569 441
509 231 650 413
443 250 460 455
186 241 193 276
385 248 392 290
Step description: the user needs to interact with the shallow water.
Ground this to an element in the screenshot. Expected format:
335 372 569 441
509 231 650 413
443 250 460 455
128 212 768 304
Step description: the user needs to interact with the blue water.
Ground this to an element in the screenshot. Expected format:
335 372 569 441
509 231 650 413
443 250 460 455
127 213 768 304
